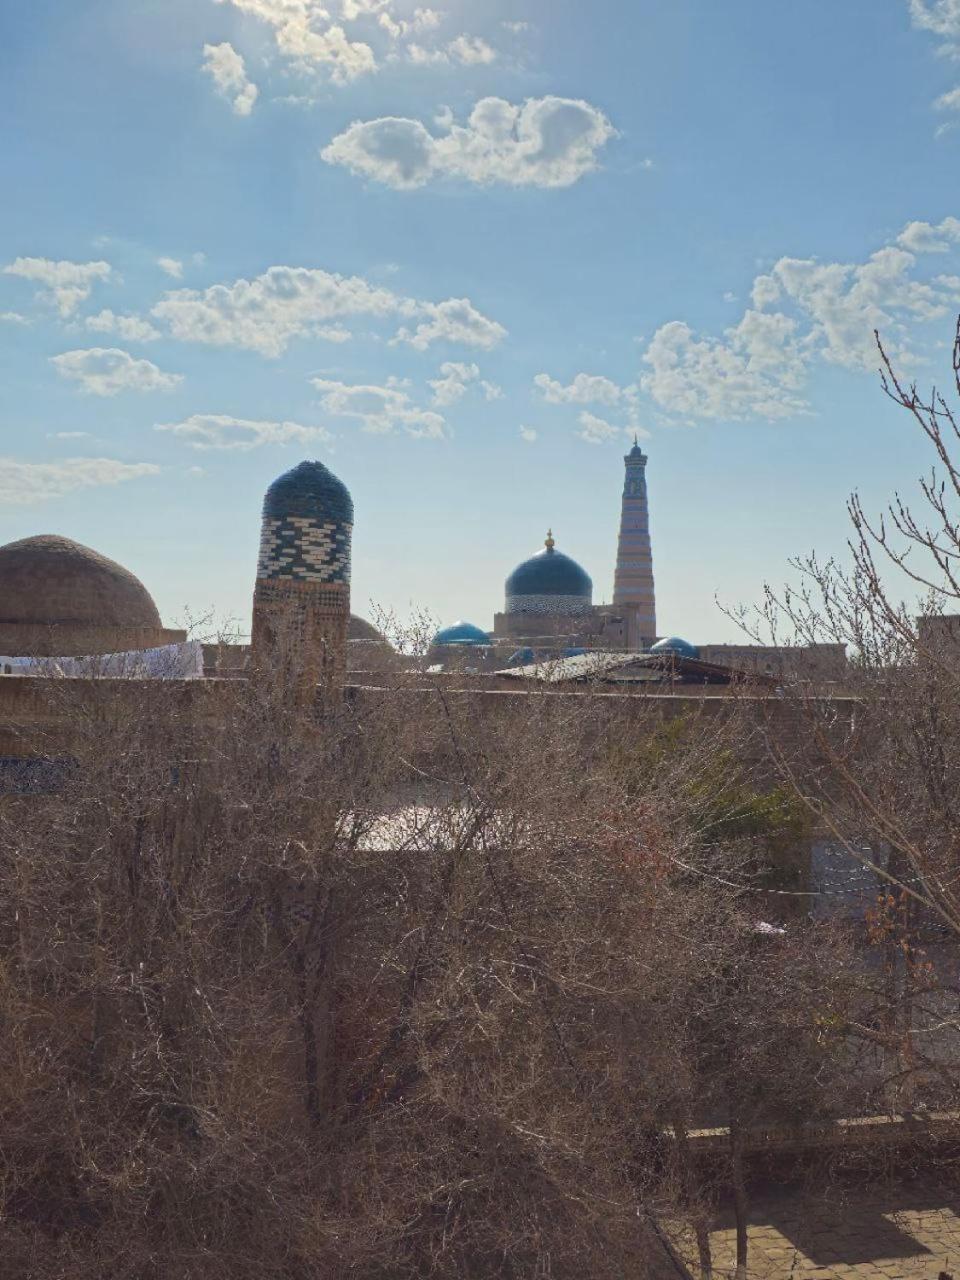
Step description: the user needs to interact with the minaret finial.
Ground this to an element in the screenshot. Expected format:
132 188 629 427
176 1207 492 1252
545 528 555 551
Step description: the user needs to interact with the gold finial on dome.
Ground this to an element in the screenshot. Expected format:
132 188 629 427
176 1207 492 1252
545 528 555 551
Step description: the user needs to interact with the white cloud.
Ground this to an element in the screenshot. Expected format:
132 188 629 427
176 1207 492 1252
409 35 497 65
897 216 960 252
448 34 496 63
427 362 502 406
3 257 111 316
641 312 808 421
157 256 185 279
767 246 946 370
640 219 960 421
393 297 506 351
534 371 627 406
577 411 625 445
203 42 260 116
519 425 537 443
156 413 332 451
317 323 352 342
909 3 960 115
51 348 183 397
429 361 479 406
151 264 503 356
0 457 160 505
85 310 162 343
502 20 531 33
49 431 92 439
311 375 446 436
213 0 494 81
0 311 29 325
751 274 781 308
214 0 376 83
910 0 960 38
321 95 616 190
378 5 440 38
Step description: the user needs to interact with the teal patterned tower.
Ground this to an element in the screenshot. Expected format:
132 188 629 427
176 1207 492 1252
251 460 353 687
613 441 656 648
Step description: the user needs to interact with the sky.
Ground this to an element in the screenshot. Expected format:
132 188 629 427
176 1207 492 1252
4 0 960 642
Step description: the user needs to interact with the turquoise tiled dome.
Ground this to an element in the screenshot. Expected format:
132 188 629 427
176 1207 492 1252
505 532 592 611
651 636 699 659
433 621 491 647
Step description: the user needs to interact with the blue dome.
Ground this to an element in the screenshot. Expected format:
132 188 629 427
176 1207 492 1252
433 621 491 647
263 460 353 525
651 636 700 659
505 534 592 601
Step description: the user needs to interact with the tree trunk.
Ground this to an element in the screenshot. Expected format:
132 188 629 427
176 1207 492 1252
673 1113 713 1279
729 1113 749 1280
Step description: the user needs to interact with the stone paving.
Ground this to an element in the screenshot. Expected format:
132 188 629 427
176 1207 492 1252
665 1178 960 1278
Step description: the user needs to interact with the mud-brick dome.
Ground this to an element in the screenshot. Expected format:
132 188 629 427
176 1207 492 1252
0 535 180 657
348 614 385 643
0 535 162 628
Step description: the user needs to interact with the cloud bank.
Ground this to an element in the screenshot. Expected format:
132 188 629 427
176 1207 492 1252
156 414 332 450
51 348 183 396
203 42 259 115
3 257 111 316
311 375 446 437
0 457 160 504
322 96 616 189
151 265 505 355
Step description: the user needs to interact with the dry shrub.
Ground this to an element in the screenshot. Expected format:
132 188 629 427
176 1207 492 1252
0 659 857 1278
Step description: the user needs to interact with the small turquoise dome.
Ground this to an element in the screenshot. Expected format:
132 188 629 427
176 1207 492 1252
505 531 592 614
651 636 700 659
433 621 491 647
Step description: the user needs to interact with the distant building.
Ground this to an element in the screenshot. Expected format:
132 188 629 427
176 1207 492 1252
697 643 848 680
251 460 353 689
0 534 185 658
613 439 657 648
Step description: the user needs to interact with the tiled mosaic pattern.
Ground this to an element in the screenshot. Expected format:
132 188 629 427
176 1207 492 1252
256 515 352 584
505 593 594 617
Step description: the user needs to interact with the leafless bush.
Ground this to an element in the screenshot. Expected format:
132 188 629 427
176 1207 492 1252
0 625 865 1279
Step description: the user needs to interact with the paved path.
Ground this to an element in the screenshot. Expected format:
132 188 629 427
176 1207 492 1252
665 1178 960 1278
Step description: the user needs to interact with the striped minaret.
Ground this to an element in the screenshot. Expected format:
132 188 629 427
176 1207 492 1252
613 440 657 648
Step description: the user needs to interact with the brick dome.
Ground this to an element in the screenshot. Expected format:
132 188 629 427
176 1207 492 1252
348 614 384 642
0 535 162 628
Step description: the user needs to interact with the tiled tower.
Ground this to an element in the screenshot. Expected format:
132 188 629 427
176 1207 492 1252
251 460 353 689
613 440 657 649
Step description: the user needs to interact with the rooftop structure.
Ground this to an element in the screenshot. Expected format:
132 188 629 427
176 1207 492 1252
433 621 491 647
613 440 656 648
0 534 183 657
504 530 593 618
651 635 700 659
251 459 354 688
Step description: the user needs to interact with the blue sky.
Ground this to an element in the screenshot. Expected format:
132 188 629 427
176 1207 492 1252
3 0 960 641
